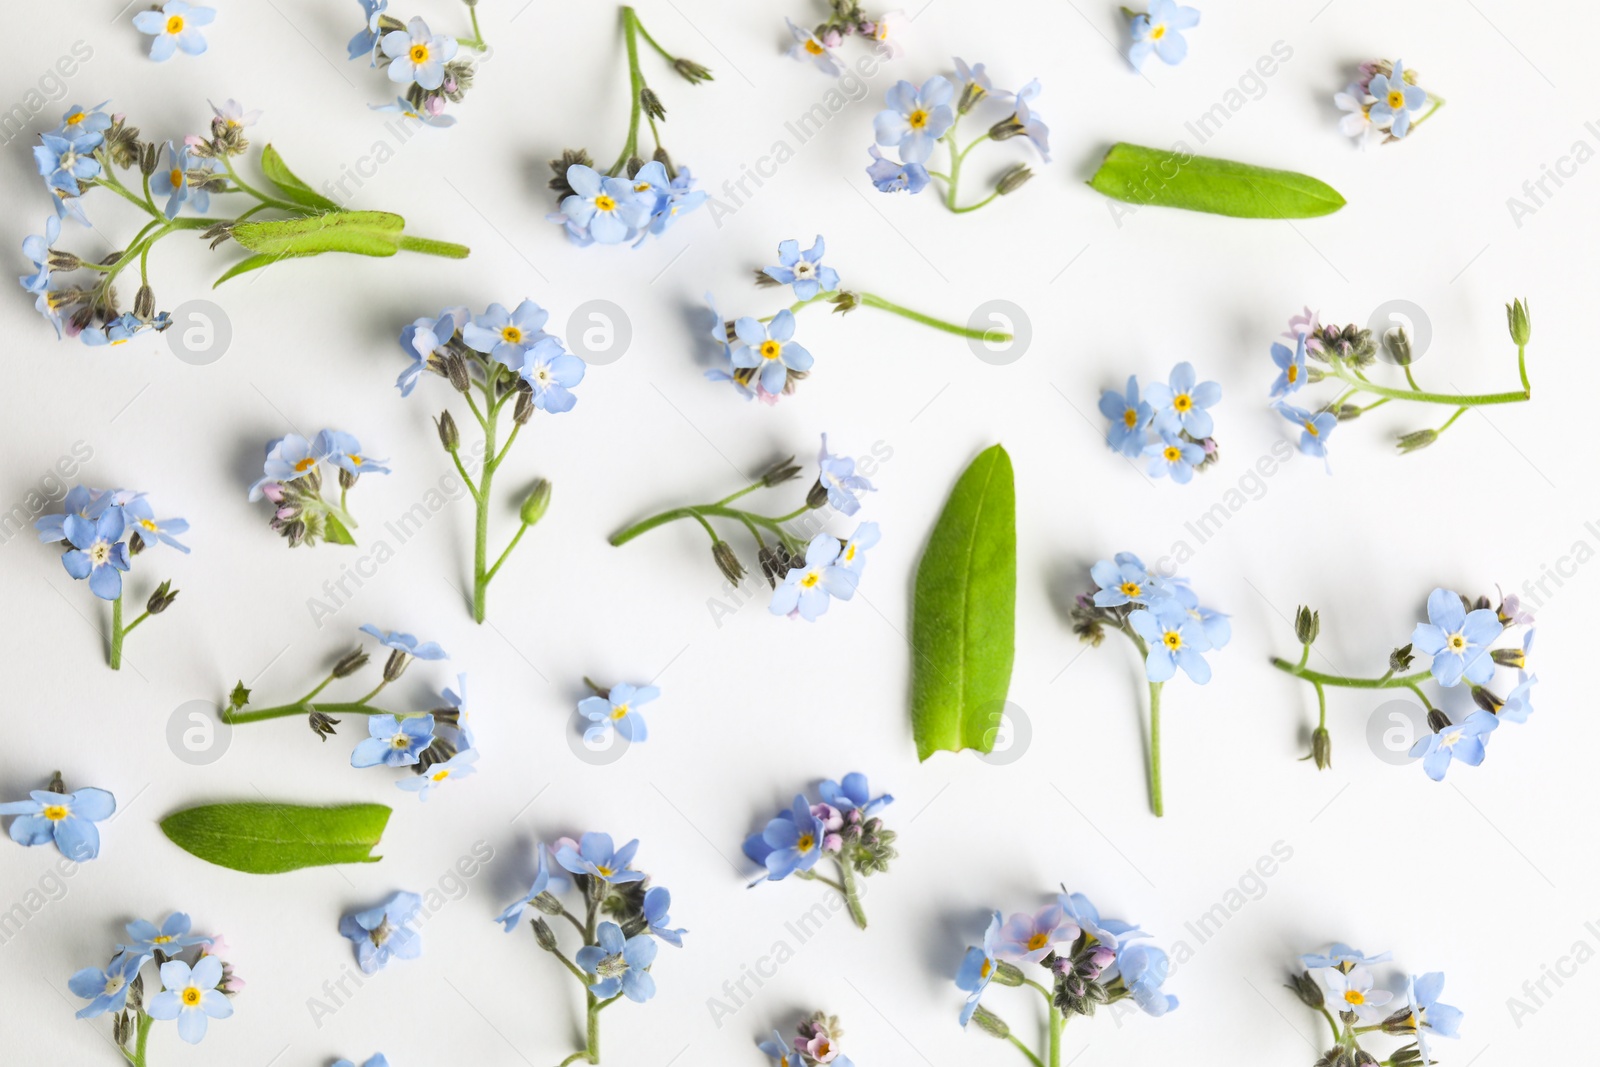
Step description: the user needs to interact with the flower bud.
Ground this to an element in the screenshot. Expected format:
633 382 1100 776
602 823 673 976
1425 708 1451 734
1382 326 1413 365
444 351 471 392
1492 646 1525 669
1506 298 1531 346
957 81 986 114
828 290 860 314
1471 686 1504 713
640 87 666 121
531 918 559 951
759 455 801 486
712 540 745 584
339 467 358 491
970 1005 1010 1039
133 284 156 320
652 145 678 180
995 164 1033 195
1310 726 1332 770
382 649 411 682
306 710 341 740
1289 970 1325 1008
520 479 551 526
128 531 147 556
1388 644 1414 672
139 142 159 176
673 57 713 83
435 410 460 452
514 389 535 425
992 960 1026 986
1294 605 1319 645
48 249 81 271
146 580 179 615
533 891 566 916
758 544 794 588
333 647 370 678
1396 428 1436 453
988 115 1025 142
806 479 830 509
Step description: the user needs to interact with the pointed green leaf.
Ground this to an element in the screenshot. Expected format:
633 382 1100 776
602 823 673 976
323 513 357 546
1088 142 1346 219
160 802 392 874
231 211 406 259
911 445 1016 761
259 144 340 212
212 252 281 288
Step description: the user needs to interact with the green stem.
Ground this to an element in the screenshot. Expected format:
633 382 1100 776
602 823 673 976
1271 659 1430 690
762 289 1009 341
1048 1008 1064 1067
1147 681 1164 817
485 523 530 584
608 8 647 176
220 155 305 213
222 700 405 725
472 376 499 624
121 1011 152 1066
631 13 677 64
609 504 795 546
456 4 488 50
1007 1034 1046 1067
109 595 124 670
837 857 868 929
1326 362 1529 406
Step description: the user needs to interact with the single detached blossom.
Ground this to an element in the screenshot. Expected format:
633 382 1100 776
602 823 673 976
874 77 954 164
396 748 477 799
1129 599 1212 683
732 310 814 395
576 921 658 1002
816 434 875 514
1409 711 1497 781
786 18 844 76
1270 334 1307 398
146 956 233 1043
210 98 261 129
579 682 659 744
744 795 828 880
770 532 858 620
1145 361 1219 437
1316 965 1393 1024
1128 1 1200 69
993 904 1080 964
1276 401 1337 463
69 951 146 1019
865 145 929 193
381 17 459 91
556 832 646 884
1 785 115 860
956 910 1004 1025
1367 59 1429 138
1412 588 1501 687
351 714 436 768
1100 375 1154 456
61 507 131 600
340 891 423 974
360 624 448 660
133 2 216 61
763 236 840 299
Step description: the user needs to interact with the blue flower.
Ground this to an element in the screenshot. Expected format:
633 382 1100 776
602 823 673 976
334 1057 390 1067
146 956 231 1043
339 891 424 974
759 1029 802 1066
381 16 458 90
352 714 436 768
1276 401 1337 463
372 94 456 127
1143 431 1205 483
1118 941 1179 1015
1091 552 1164 608
1008 80 1051 161
123 913 209 957
579 682 658 745
124 496 191 553
397 306 467 396
81 312 155 347
732 310 814 395
396 748 477 799
955 910 1003 1026
20 215 60 293
53 102 112 141
1145 362 1219 437
1367 60 1430 139
866 146 930 194
1128 599 1213 683
643 886 686 947
347 0 389 62
69 950 147 1018
62 506 131 600
1099 375 1153 456
1409 711 1498 781
1407 972 1463 1062
1270 334 1307 398
462 299 551 369
837 521 880 574
576 921 658 1002
133 2 216 61
150 142 212 219
556 832 646 884
994 904 1079 963
559 164 651 245
1057 890 1145 949
36 485 103 543
360 624 448 660
785 18 844 76
818 772 893 815
438 673 474 749
516 338 586 413
1128 0 1200 69
874 77 955 164
744 795 828 880
1299 943 1392 971
816 434 875 515
1411 588 1500 687
770 532 857 621
763 237 840 300
627 160 706 238
247 434 318 500
316 429 391 478
495 843 561 932
1499 672 1537 724
34 133 102 195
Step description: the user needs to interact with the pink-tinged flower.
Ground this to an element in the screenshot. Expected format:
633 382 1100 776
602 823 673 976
1284 306 1320 342
994 904 1080 963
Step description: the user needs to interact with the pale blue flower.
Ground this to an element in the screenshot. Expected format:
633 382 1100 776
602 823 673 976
351 714 436 768
381 16 458 91
0 786 115 860
146 957 231 1043
1144 431 1205 483
1145 361 1219 437
360 624 447 660
579 682 659 744
347 0 389 62
576 921 657 1002
1128 599 1212 683
763 237 840 299
61 507 131 600
396 748 477 799
150 142 213 219
866 146 930 193
732 310 813 395
339 891 424 974
1276 401 1337 463
874 77 954 164
1128 1 1200 69
316 429 391 477
20 215 60 293
816 434 874 515
123 913 209 956
34 133 102 196
1368 60 1429 139
1408 711 1498 781
643 886 686 946
556 832 645 884
495 843 563 932
69 950 147 1019
132 2 216 61
1412 588 1500 688
462 299 551 368
1270 334 1307 398
770 532 857 620
1099 375 1153 457
559 165 651 245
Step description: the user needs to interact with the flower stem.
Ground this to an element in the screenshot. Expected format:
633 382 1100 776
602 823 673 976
1325 361 1529 406
1271 659 1430 690
120 1011 152 1066
608 7 647 176
456 4 488 50
1006 1034 1046 1067
472 379 500 624
766 289 1009 341
1147 681 1164 817
1048 1008 1065 1067
609 504 799 547
109 595 124 670
222 700 404 725
837 857 868 929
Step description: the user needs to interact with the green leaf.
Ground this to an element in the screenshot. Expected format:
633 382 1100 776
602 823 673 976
323 513 357 546
211 253 281 288
231 211 407 258
259 144 340 212
161 802 392 874
1087 142 1346 219
910 445 1016 761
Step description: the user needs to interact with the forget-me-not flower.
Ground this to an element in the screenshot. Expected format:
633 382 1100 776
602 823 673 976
62 507 131 600
360 624 448 660
340 891 423 974
0 784 116 860
643 886 686 946
1128 1 1200 69
1129 598 1212 683
1146 361 1219 437
1270 334 1307 398
1276 401 1337 463
556 832 646 884
1412 588 1500 687
132 2 216 61
579 682 659 745
956 910 1004 1025
866 146 930 194
1144 432 1205 483
146 956 232 1043
381 17 458 91
732 310 813 396
151 142 213 219
1315 965 1393 1024
34 133 102 196
744 795 828 880
69 950 147 1019
351 714 436 768
347 0 389 62
576 921 658 1002
396 747 477 799
874 77 954 164
818 772 893 815
836 521 880 575
495 843 562 932
559 164 652 245
463 300 551 368
770 532 858 620
816 434 875 515
1100 375 1154 456
993 903 1079 964
1367 60 1429 139
316 430 391 478
1408 710 1498 781
124 913 210 956
763 237 840 300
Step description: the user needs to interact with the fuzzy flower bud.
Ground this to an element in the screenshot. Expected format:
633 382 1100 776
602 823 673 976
1506 298 1531 346
520 479 551 526
1294 605 1320 645
435 410 460 452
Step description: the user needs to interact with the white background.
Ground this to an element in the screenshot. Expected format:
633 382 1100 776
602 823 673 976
0 1 1592 1065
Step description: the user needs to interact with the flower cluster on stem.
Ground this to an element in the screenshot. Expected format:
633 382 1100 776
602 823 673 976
1289 944 1461 1067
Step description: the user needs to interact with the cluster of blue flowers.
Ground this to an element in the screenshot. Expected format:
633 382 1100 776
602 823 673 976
772 438 880 623
706 235 841 402
1125 2 1200 70
247 429 388 548
957 892 1175 1058
744 773 895 928
347 0 491 127
37 484 189 602
1099 362 1222 484
68 913 240 1051
132 2 217 61
1291 944 1461 1066
1 772 116 861
351 626 479 799
867 59 1048 205
1077 552 1231 684
1335 60 1440 149
495 836 683 1062
547 161 706 246
579 681 660 745
759 1012 857 1067
398 299 587 408
783 0 905 77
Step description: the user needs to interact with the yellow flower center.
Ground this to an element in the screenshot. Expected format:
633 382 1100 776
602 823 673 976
804 39 824 55
634 182 652 193
980 959 992 979
1287 364 1299 383
168 168 184 187
1162 445 1182 462
594 194 617 212
66 112 86 126
1173 393 1193 412
1302 421 1319 437
800 570 821 588
501 326 524 344
1120 581 1142 597
1163 630 1183 651
611 703 630 721
1123 408 1139 428
1150 23 1166 39
1387 89 1405 110
431 769 451 781
153 935 175 945
1447 633 1466 652
759 339 783 360
43 805 69 821
1026 933 1050 951
182 986 203 1007
294 457 316 473
166 15 185 33
88 542 111 565
349 455 364 466
595 864 615 878
796 833 816 853
843 544 857 562
391 735 411 749
1344 989 1365 1007
908 108 929 130
140 518 159 531
410 43 430 64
